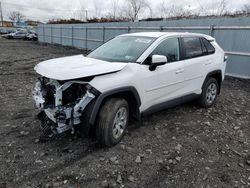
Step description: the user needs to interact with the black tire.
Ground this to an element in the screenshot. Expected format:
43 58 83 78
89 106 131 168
198 77 219 108
96 98 129 147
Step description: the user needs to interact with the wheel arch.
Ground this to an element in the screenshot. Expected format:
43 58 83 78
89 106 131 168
88 86 141 126
202 70 222 94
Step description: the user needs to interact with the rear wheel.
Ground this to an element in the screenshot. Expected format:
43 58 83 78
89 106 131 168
96 98 129 147
198 77 219 108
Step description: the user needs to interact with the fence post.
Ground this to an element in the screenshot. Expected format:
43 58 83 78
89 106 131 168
128 26 131 33
103 27 106 43
160 26 163 32
85 27 88 50
43 25 45 42
51 26 53 43
60 27 62 45
72 26 74 46
210 25 214 37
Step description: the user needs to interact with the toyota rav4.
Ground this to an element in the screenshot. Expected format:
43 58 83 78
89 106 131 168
33 32 227 146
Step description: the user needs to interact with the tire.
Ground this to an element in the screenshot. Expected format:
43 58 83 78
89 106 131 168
96 98 129 147
198 77 219 108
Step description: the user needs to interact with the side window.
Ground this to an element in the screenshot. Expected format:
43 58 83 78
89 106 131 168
148 38 180 63
200 38 207 54
201 38 215 54
183 37 203 59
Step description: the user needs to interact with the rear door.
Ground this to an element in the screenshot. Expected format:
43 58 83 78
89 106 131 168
181 37 209 95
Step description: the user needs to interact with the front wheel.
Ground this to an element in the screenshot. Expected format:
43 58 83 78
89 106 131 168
198 77 219 108
96 98 129 147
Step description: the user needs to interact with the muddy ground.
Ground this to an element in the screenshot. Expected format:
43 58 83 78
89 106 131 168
0 38 250 188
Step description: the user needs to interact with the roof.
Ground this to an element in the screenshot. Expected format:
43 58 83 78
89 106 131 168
120 32 175 38
120 32 215 41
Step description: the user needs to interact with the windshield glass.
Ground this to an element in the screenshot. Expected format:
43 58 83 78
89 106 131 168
87 36 155 62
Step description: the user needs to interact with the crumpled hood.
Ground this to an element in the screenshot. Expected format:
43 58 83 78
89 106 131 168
34 55 127 80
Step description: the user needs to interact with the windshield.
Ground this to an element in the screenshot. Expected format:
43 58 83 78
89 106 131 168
87 36 155 62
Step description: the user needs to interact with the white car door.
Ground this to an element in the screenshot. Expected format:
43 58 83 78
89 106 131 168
181 37 216 95
140 37 185 110
181 37 205 95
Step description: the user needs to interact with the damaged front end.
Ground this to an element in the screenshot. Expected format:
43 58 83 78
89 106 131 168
33 77 99 136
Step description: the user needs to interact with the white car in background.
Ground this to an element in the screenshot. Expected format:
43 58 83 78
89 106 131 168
25 31 38 41
2 30 28 39
33 32 227 146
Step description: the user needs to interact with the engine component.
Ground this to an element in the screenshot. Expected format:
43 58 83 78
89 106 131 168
33 77 97 134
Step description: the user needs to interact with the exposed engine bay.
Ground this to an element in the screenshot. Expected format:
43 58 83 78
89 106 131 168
33 77 99 135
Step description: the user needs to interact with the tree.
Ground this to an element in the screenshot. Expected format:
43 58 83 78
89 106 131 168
241 3 250 14
9 11 25 23
216 0 228 16
158 0 168 18
125 0 148 21
158 1 194 19
111 0 119 19
93 0 102 18
196 0 229 16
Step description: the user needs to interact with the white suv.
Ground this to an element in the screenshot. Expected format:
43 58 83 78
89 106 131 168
33 32 227 146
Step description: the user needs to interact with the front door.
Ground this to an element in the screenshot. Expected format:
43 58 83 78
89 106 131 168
141 37 185 110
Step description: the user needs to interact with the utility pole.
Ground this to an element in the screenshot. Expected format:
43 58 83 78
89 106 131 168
0 2 3 27
85 9 88 22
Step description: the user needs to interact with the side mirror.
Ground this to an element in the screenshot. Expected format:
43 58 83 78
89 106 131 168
149 55 168 71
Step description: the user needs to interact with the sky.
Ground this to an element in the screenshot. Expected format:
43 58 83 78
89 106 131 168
1 0 250 22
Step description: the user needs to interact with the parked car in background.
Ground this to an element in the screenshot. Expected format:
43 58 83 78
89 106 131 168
1 32 14 39
25 31 38 41
2 30 28 39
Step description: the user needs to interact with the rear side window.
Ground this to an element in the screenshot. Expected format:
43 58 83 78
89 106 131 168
183 37 203 59
201 38 215 54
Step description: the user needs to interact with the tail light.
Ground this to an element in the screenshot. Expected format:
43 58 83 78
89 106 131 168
224 54 228 62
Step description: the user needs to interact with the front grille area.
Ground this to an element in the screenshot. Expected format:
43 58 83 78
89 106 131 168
42 84 56 108
62 84 87 105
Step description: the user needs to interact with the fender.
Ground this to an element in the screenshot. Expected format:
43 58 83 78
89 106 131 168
202 70 222 93
88 86 141 126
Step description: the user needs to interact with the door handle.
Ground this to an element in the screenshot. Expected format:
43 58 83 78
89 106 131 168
175 69 185 74
205 61 212 65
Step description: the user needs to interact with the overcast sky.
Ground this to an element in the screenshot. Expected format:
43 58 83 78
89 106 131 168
1 0 250 22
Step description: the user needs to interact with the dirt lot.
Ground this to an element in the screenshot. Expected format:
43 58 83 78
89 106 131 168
0 38 250 188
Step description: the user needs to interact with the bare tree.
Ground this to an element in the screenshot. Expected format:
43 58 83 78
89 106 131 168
77 7 88 21
170 5 193 18
158 0 168 18
93 0 102 18
196 0 207 16
241 3 250 14
145 2 153 18
9 11 25 23
158 1 194 18
125 0 148 21
111 0 119 19
75 0 88 21
216 0 228 16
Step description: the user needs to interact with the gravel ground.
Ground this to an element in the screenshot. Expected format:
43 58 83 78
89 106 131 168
0 38 250 188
